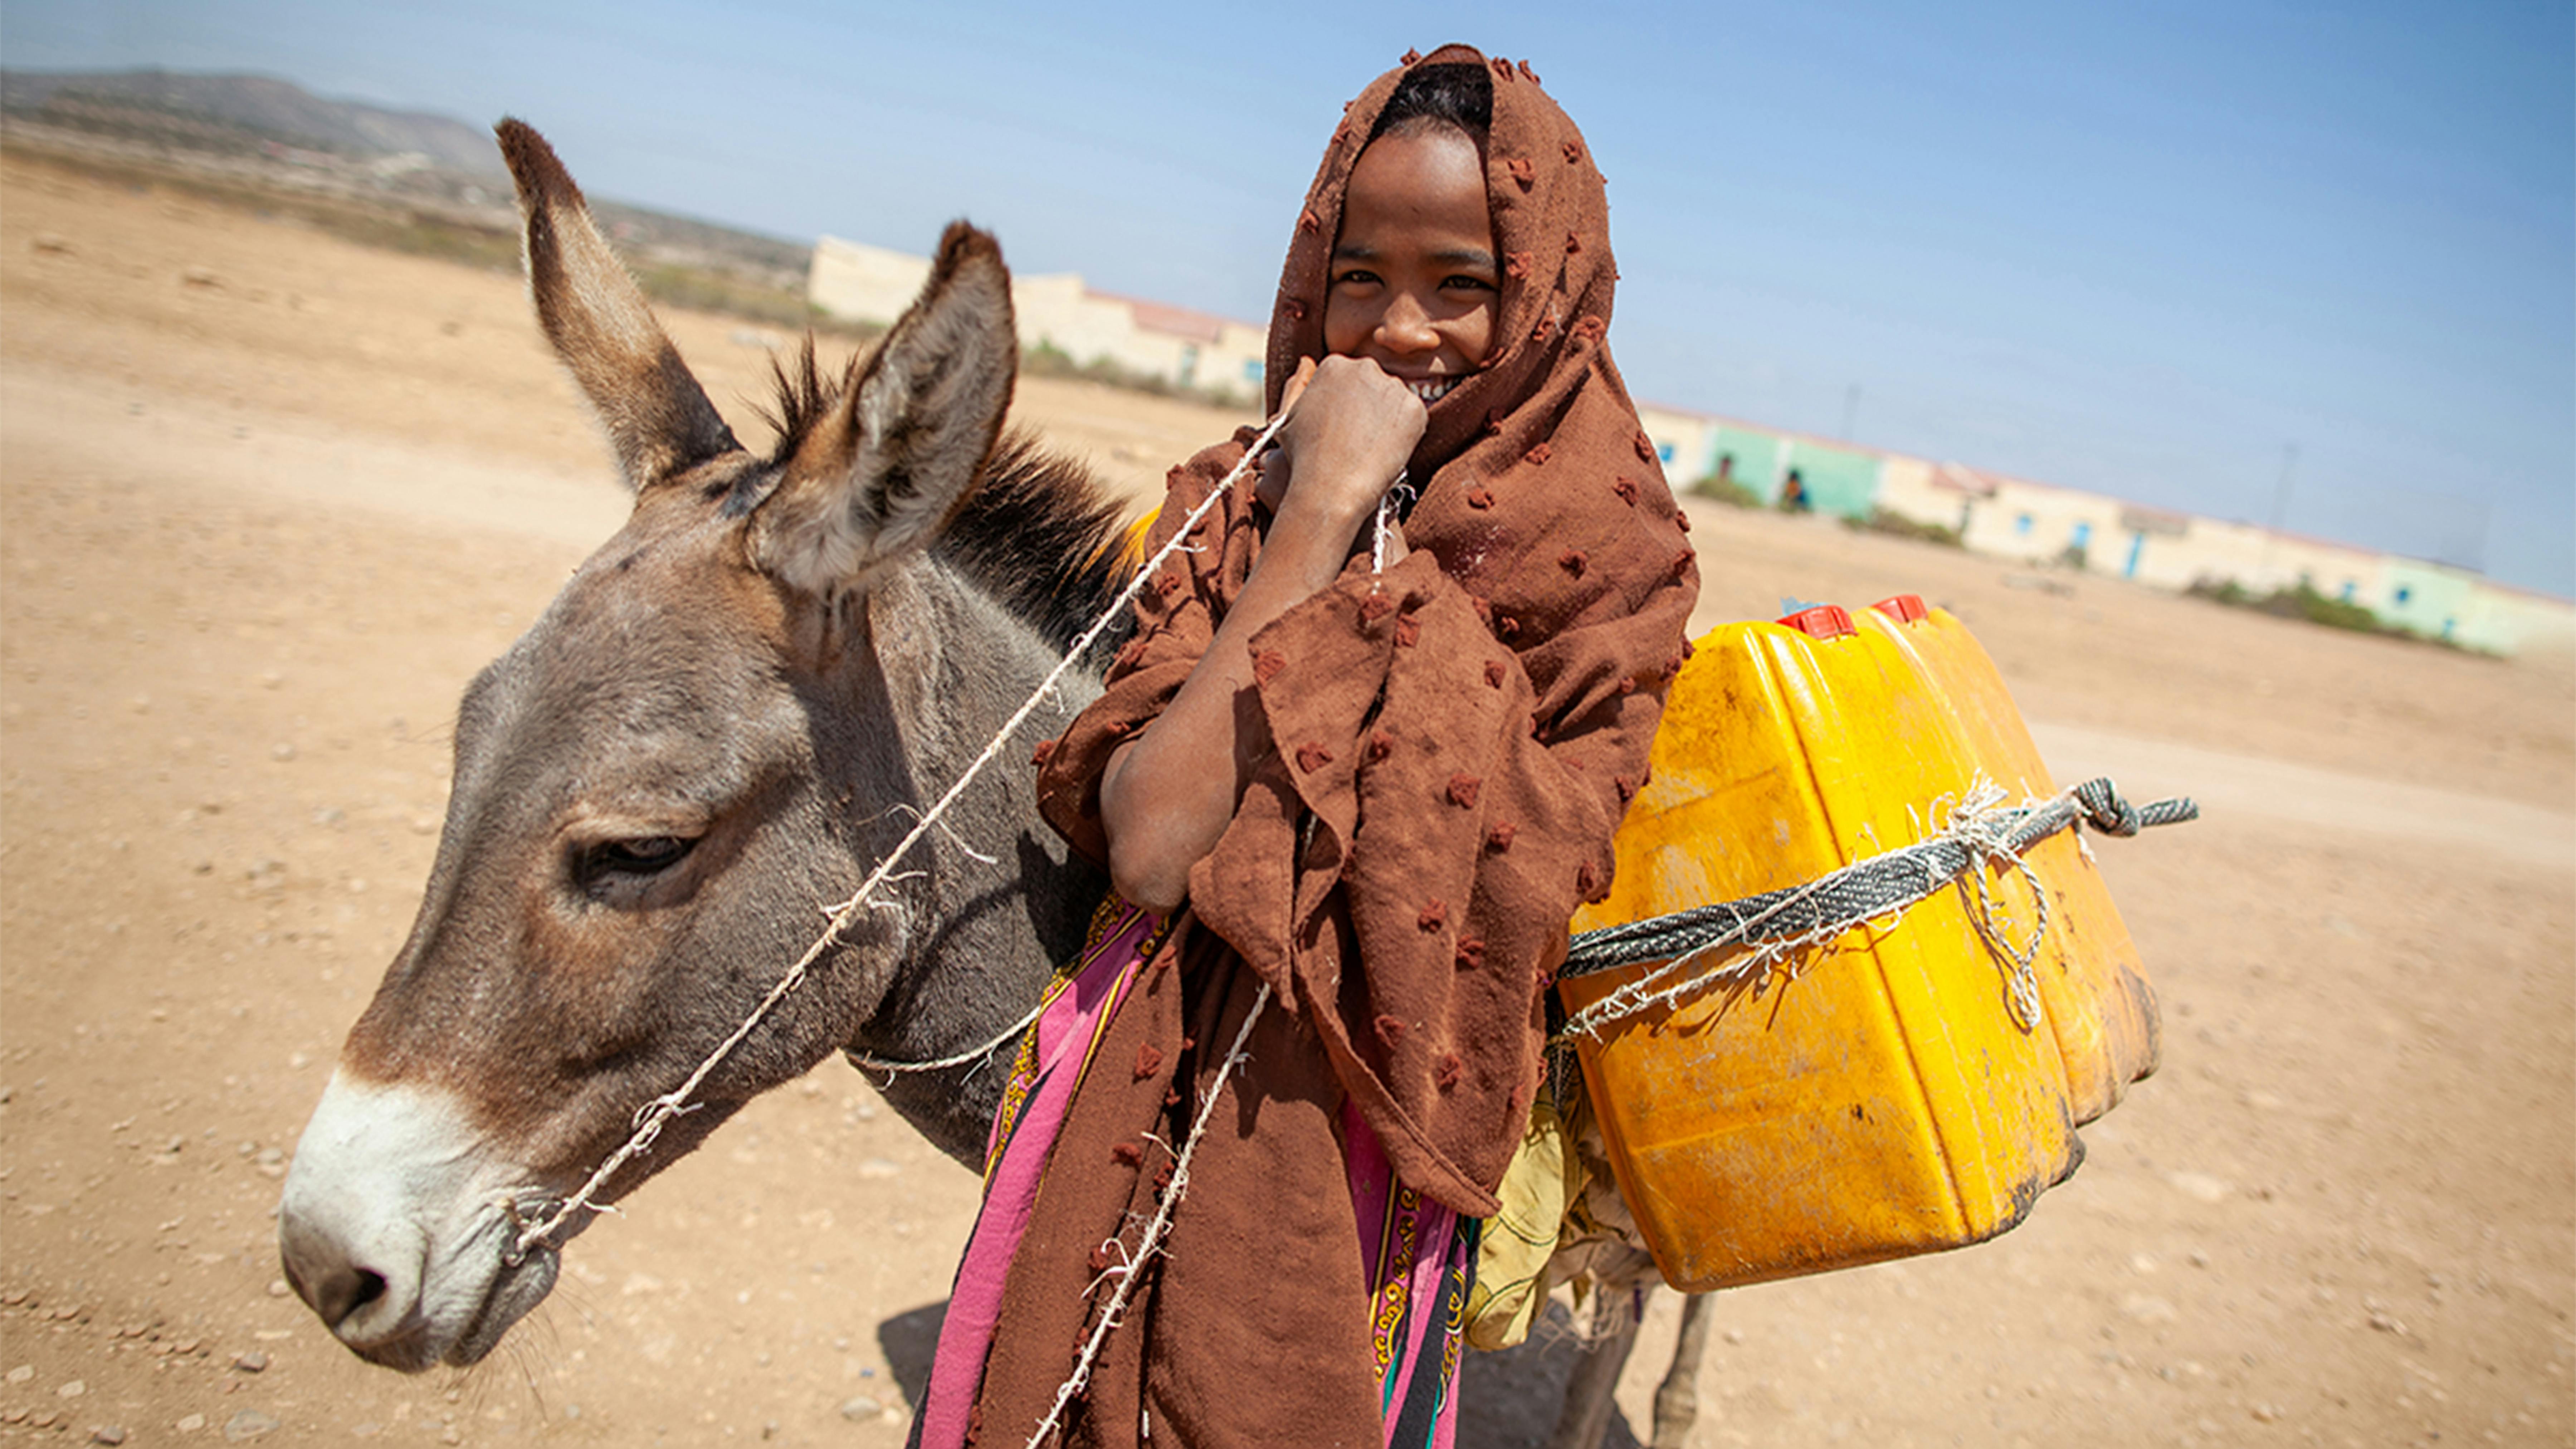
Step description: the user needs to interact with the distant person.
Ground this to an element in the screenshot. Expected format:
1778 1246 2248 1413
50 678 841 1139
1780 466 1810 512
917 44 1697 1449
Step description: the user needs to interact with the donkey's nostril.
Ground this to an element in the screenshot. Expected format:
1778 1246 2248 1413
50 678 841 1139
311 1263 391 1331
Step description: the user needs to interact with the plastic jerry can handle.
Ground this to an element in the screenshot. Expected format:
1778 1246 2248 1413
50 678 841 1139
1776 604 1857 639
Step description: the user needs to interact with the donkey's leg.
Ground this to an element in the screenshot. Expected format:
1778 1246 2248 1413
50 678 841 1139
1543 1309 1641 1449
1649 1292 1716 1449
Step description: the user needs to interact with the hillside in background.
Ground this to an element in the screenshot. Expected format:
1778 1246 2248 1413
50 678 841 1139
0 68 816 317
1 68 502 175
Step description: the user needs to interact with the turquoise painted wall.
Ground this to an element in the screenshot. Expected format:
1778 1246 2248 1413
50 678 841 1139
1779 439 1880 519
1704 426 1785 499
2376 560 2477 640
1698 426 1883 518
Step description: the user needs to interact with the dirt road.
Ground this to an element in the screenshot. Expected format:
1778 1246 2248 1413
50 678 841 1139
2 151 2569 1448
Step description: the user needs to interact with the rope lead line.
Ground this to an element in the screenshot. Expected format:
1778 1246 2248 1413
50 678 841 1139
503 409 1297 1264
1020 983 1273 1449
1552 777 2195 1043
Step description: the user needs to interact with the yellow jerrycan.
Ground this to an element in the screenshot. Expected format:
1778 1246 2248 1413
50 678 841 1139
1855 595 2160 1123
1560 600 2092 1291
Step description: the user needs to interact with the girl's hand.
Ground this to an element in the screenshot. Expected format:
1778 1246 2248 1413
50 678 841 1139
1254 355 1424 532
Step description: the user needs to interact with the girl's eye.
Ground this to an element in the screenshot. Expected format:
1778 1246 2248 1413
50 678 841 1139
1332 268 1381 288
1444 274 1497 292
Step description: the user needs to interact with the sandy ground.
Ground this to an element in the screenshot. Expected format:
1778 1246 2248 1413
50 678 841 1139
0 151 2570 1448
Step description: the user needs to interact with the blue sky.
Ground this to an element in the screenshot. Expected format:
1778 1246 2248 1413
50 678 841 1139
9 0 2570 594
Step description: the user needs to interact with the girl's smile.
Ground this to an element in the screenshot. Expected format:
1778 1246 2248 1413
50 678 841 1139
1323 125 1499 391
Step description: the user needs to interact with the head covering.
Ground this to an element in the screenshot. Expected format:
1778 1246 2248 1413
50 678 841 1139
984 45 1699 1446
1265 44 1624 483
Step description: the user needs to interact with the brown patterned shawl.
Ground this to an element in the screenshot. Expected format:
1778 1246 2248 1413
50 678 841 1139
975 44 1698 1446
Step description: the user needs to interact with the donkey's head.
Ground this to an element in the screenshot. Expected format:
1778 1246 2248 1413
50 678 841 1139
277 122 1112 1371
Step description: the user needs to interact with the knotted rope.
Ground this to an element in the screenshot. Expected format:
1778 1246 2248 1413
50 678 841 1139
1552 776 2195 1043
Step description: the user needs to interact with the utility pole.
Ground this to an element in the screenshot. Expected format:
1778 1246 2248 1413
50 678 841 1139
2269 443 2298 533
2439 497 2490 573
2260 443 2297 587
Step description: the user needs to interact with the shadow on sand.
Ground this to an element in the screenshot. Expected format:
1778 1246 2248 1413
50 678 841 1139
879 1300 946 1413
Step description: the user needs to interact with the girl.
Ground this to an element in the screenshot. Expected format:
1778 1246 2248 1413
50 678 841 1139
924 45 1697 1448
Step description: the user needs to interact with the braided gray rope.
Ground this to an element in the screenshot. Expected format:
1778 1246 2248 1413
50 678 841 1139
1553 777 2195 1040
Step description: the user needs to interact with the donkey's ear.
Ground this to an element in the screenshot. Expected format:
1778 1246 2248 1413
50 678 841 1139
497 119 740 490
751 223 1015 596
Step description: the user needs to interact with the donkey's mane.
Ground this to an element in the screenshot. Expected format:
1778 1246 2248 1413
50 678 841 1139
760 340 1140 661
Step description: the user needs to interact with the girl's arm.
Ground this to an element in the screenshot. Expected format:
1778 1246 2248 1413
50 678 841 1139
1098 356 1420 912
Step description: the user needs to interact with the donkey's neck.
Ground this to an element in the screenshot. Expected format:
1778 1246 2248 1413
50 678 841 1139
838 553 1108 1168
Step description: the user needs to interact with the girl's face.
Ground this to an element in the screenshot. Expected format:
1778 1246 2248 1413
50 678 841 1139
1323 125 1499 403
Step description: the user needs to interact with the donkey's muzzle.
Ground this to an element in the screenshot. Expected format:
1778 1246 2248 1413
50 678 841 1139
277 1070 557 1370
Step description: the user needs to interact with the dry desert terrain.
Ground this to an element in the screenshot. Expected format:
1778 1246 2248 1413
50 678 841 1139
1 150 2570 1447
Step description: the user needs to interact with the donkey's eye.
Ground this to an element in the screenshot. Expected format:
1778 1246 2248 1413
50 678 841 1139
586 836 696 877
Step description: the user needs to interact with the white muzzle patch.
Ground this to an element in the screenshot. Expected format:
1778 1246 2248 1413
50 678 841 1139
277 1071 558 1369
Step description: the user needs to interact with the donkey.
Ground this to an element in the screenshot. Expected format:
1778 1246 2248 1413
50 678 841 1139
276 121 1711 1448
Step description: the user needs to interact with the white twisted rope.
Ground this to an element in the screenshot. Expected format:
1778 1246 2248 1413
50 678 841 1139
844 999 1047 1082
1019 982 1272 1449
1370 474 1411 573
1945 784 2053 1030
504 408 1296 1262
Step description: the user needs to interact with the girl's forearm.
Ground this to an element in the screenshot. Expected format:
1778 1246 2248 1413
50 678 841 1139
1102 357 1421 911
1099 492 1383 911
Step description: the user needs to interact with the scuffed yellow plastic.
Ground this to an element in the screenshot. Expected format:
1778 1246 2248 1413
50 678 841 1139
1560 602 2156 1292
1857 606 2162 1125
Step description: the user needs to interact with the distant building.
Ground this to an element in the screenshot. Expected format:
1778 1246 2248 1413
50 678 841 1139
1633 406 1893 518
1633 402 2573 657
809 236 1266 402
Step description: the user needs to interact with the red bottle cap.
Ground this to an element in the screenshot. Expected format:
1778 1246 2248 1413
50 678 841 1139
1776 604 1856 639
1871 594 1929 624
